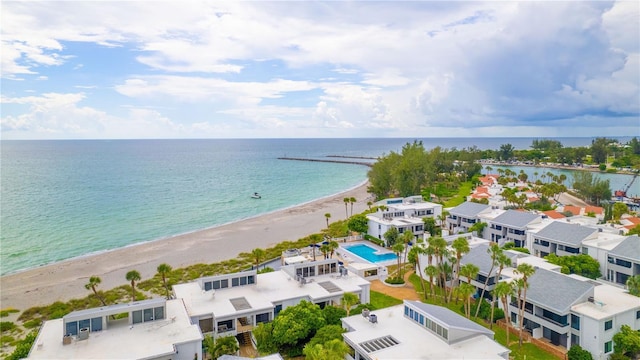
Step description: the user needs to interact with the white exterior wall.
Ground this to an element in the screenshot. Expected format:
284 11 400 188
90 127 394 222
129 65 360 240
175 341 203 360
583 244 608 278
578 309 639 360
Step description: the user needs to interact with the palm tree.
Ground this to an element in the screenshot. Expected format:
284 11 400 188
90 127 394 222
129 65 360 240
341 292 359 316
367 201 373 210
401 231 414 276
85 276 107 306
425 265 439 299
458 263 479 304
459 283 476 318
428 236 448 299
449 236 470 302
327 240 339 259
251 248 266 270
157 263 173 299
475 244 503 318
485 165 493 174
126 270 141 302
392 242 405 280
626 275 640 296
514 263 536 347
489 253 512 326
493 281 515 340
408 246 427 299
324 213 331 228
320 243 331 259
343 197 349 218
349 197 356 216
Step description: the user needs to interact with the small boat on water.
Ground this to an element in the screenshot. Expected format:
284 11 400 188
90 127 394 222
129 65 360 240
251 192 261 199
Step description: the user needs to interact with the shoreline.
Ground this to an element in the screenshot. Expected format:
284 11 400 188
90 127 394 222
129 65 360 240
0 182 372 311
481 160 638 176
1 179 370 278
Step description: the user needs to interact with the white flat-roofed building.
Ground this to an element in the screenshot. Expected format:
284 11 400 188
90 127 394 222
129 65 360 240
570 279 640 359
27 298 203 360
173 259 370 339
341 300 510 360
367 196 442 244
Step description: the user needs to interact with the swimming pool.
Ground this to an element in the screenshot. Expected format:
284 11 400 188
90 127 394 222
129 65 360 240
343 244 397 263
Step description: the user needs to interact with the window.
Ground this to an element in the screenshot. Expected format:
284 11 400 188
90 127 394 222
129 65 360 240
65 321 78 336
132 310 143 324
571 314 580 330
274 304 283 317
616 259 632 268
419 314 424 325
248 275 255 284
78 319 90 331
605 320 613 331
256 313 270 324
232 277 239 287
605 341 613 353
442 328 448 340
91 317 102 332
404 306 409 316
154 307 164 320
144 308 154 322
582 247 588 255
636 310 640 320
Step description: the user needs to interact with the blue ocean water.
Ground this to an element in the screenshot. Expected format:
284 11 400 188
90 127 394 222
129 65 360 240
0 137 634 275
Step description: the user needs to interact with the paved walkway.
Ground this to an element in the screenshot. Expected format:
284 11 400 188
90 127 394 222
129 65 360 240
370 269 421 301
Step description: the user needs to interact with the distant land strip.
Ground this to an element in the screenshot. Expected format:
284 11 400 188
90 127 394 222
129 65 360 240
278 157 373 167
327 155 379 160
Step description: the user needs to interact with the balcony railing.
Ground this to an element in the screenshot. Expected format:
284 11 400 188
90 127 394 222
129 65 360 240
535 313 568 327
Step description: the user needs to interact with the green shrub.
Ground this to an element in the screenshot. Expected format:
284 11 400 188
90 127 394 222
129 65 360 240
1 334 15 345
567 344 593 360
0 309 19 318
23 318 42 329
384 277 405 285
0 321 17 333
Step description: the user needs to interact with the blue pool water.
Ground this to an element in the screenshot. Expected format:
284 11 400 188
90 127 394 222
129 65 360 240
343 244 397 263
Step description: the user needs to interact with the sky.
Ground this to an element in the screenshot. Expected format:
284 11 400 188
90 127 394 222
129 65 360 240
1 1 639 140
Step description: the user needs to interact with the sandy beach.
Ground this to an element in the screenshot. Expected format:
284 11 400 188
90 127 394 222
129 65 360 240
0 183 372 311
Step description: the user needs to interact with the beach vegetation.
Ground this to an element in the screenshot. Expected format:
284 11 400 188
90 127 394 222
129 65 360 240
1 334 16 345
156 263 173 299
0 309 19 318
347 213 368 234
4 330 37 360
324 212 331 228
257 266 275 274
0 322 17 333
21 318 42 329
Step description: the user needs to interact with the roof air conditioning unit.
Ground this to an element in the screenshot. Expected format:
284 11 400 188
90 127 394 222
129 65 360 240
78 328 89 341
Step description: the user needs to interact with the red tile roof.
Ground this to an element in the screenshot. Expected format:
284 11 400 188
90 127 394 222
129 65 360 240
543 210 566 219
563 205 581 216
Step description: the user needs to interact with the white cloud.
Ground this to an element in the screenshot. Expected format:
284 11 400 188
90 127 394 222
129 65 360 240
1 1 638 138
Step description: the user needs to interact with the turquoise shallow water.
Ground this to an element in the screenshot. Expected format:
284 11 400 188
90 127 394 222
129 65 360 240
1 137 634 275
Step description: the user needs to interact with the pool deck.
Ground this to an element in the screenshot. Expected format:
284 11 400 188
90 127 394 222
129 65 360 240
338 241 398 267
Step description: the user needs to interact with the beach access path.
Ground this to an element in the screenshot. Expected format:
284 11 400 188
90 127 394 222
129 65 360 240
1 183 372 311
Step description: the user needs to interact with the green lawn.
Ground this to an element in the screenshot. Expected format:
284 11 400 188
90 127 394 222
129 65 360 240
369 290 403 309
443 181 474 207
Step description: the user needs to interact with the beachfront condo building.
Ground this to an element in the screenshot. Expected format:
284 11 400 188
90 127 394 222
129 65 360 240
26 298 203 360
341 300 510 360
445 201 493 234
172 258 370 340
367 195 442 244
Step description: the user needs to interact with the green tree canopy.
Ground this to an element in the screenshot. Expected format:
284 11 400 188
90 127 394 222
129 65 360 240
384 226 399 247
347 213 369 234
567 344 593 360
613 324 640 358
272 300 326 348
544 254 601 279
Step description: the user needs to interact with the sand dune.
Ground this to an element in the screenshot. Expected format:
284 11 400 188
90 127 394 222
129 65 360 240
0 183 372 311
